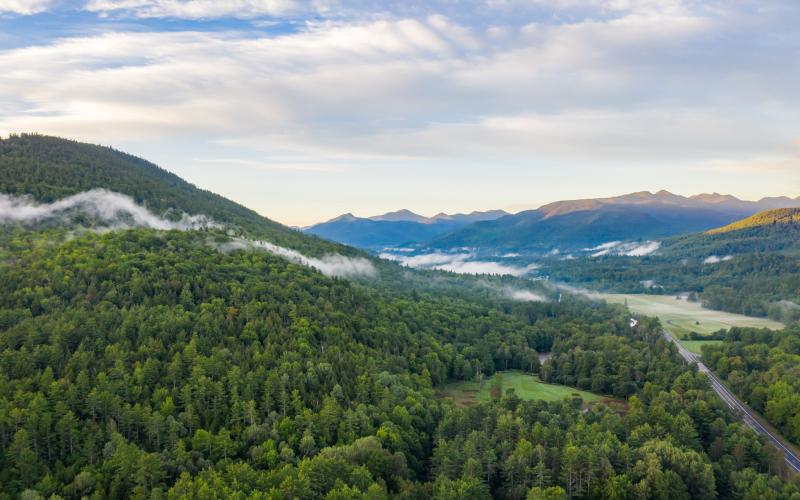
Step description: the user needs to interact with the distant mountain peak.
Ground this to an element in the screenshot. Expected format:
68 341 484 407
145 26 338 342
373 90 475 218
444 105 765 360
369 209 431 223
690 193 741 204
326 213 359 223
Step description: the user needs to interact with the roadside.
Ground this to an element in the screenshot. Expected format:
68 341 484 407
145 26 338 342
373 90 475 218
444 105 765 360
661 326 800 476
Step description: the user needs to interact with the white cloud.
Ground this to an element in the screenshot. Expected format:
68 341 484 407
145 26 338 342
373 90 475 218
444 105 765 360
213 237 377 278
2 6 797 166
0 189 217 229
379 251 462 267
84 0 297 19
500 287 547 302
380 250 538 276
703 254 733 264
587 240 660 257
434 259 536 276
0 0 52 14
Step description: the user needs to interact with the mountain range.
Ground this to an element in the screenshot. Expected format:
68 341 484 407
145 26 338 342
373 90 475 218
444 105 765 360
312 190 800 254
304 209 508 250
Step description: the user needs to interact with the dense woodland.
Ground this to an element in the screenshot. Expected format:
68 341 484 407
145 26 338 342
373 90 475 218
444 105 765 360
1 135 799 498
1 227 797 498
703 326 800 447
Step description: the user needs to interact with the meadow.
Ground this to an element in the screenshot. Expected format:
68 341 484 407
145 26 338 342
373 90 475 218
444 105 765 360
600 293 782 354
437 370 604 406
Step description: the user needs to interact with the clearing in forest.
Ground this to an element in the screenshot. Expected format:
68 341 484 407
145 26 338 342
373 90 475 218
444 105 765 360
601 294 782 337
600 293 782 356
437 370 605 406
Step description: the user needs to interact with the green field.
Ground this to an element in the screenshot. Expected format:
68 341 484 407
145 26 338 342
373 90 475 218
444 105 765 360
437 370 604 406
600 293 782 355
601 294 782 338
681 340 723 354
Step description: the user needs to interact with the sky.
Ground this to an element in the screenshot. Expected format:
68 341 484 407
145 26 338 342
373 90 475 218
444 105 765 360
1 0 799 226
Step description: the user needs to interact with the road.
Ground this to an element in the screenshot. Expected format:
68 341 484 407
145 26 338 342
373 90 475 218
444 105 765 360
662 329 800 474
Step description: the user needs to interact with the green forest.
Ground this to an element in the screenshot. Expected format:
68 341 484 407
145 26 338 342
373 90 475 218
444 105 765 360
1 135 799 498
703 326 800 446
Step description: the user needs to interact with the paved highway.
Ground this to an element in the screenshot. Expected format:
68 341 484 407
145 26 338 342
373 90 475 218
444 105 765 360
662 329 800 474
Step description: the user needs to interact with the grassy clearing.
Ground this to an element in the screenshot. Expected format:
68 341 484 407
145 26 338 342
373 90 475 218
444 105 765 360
601 294 782 337
437 370 604 406
681 340 723 354
600 293 782 356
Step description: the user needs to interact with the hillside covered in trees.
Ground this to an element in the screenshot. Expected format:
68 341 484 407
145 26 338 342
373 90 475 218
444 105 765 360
707 208 800 235
1 136 798 498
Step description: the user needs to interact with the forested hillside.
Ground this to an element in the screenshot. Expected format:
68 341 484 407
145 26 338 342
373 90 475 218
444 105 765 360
707 208 800 235
702 327 800 448
0 134 345 254
1 227 797 498
1 136 798 498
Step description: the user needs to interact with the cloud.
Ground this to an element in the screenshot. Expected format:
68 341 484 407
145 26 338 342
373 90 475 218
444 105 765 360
500 287 547 302
703 254 733 264
0 189 217 229
2 6 797 167
213 237 377 278
586 241 621 253
84 0 297 19
0 0 53 14
587 240 660 257
546 282 602 300
378 251 461 267
380 250 538 276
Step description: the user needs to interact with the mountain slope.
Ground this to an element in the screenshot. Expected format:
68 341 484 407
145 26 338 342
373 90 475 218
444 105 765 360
658 208 800 257
430 191 800 253
0 133 345 254
707 207 800 234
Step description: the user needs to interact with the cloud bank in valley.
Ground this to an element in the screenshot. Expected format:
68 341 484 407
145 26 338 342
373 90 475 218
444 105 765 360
0 189 217 230
379 251 538 277
703 255 733 264
215 237 376 279
586 241 661 257
500 287 547 302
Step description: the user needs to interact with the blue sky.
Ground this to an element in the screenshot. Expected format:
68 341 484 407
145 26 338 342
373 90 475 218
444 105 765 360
1 0 799 226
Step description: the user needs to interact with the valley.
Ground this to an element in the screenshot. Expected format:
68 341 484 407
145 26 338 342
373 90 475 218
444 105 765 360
1 135 798 498
4 3 799 497
604 292 800 473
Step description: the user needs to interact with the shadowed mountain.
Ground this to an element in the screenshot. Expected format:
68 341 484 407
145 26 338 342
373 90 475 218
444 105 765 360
304 209 508 250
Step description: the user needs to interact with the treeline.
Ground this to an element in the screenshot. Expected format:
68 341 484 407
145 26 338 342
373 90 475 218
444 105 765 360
703 326 800 446
1 228 797 498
